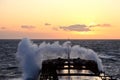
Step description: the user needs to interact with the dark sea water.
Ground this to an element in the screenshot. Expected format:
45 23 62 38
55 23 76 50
0 39 120 80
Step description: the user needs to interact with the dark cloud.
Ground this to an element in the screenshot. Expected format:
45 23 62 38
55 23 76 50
0 27 6 29
55 23 111 32
90 24 111 27
60 24 91 32
44 23 51 26
21 25 35 29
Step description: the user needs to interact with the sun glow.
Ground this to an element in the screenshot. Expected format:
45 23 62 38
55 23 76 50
0 0 120 39
89 22 96 26
72 31 96 35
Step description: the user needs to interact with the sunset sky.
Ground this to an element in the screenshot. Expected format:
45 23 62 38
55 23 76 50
0 0 120 39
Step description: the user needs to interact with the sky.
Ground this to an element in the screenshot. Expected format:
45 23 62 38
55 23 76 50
0 0 120 39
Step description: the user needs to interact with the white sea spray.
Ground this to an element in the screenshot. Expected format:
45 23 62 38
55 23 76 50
17 38 103 80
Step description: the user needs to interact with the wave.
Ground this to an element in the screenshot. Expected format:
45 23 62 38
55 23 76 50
16 38 103 80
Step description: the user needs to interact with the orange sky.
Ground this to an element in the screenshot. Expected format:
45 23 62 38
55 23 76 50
0 0 120 39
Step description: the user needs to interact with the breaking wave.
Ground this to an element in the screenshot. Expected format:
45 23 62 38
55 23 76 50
16 38 103 80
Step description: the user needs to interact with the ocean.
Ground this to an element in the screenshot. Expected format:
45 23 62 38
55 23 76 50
0 39 120 80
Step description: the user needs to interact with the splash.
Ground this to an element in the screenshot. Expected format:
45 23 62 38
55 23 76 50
17 38 103 80
16 38 39 80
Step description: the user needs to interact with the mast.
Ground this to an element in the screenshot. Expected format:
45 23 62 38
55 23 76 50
67 41 71 80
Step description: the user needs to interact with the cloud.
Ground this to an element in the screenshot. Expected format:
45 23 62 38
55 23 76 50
44 23 51 26
59 24 91 32
0 27 6 29
21 25 35 29
53 27 59 31
55 23 111 32
90 24 111 27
